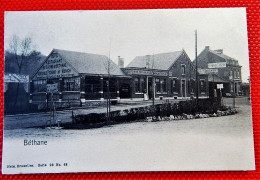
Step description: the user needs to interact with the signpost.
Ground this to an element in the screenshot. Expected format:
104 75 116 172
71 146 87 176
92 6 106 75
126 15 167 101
208 62 235 108
46 83 62 129
217 84 224 89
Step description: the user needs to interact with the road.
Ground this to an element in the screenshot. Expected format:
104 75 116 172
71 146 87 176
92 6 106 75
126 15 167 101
4 98 182 130
2 97 255 173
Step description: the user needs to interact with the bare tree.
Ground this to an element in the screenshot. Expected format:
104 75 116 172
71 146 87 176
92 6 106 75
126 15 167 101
103 55 117 125
9 36 33 74
7 35 35 107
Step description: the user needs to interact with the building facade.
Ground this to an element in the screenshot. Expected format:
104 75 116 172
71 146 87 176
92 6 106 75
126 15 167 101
30 49 131 109
122 50 209 99
196 46 242 96
30 48 212 109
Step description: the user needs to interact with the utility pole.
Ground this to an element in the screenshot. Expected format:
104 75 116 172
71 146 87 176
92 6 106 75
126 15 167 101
232 67 236 108
195 30 199 101
152 54 155 107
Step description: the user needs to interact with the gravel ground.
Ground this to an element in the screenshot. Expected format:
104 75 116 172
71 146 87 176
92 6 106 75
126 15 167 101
2 97 255 173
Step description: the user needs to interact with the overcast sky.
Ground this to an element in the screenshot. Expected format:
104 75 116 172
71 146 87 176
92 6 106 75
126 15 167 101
4 8 250 82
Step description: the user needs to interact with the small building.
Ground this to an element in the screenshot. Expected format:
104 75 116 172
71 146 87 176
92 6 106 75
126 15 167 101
122 50 209 99
4 73 30 113
196 46 242 96
30 49 131 109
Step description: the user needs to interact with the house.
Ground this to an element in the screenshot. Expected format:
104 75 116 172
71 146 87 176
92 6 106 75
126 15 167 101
196 46 242 96
122 49 209 99
30 49 131 109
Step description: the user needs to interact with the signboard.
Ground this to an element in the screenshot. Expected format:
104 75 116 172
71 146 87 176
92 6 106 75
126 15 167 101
208 62 226 68
198 68 218 74
4 74 29 83
217 84 224 89
123 69 169 77
35 53 78 79
47 83 59 93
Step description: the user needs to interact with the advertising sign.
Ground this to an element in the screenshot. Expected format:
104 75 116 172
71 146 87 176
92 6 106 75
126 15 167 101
198 68 218 74
208 62 226 68
217 84 224 89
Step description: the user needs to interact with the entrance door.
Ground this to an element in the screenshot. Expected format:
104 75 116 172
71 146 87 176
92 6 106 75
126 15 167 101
119 83 130 98
181 80 186 97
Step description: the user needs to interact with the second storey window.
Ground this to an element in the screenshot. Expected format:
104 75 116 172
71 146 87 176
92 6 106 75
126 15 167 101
181 64 186 75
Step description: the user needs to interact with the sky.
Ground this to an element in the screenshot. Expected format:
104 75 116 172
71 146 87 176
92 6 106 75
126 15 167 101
4 8 250 82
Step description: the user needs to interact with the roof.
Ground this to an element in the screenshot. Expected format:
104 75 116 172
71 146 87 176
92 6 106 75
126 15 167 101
53 49 126 76
208 50 240 66
127 51 183 70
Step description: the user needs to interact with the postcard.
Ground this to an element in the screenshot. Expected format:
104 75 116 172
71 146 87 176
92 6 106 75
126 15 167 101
2 8 255 174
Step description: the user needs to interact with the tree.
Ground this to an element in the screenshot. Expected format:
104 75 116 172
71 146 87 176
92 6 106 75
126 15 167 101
8 36 33 74
6 35 41 108
103 56 117 125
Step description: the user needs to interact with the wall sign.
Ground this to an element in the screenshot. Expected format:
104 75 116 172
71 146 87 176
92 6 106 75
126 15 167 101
123 69 169 77
208 62 226 68
34 53 78 79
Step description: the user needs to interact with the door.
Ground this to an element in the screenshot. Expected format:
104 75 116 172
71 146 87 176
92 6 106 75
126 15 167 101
119 83 130 98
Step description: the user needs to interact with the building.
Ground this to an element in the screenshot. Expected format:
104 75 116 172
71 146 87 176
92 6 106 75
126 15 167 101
30 48 213 110
4 73 30 113
196 46 242 96
30 49 131 109
122 50 209 99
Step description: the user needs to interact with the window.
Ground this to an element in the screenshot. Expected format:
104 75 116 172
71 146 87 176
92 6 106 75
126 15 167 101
64 77 80 91
134 78 140 93
237 71 240 79
181 64 186 75
189 79 195 94
156 78 160 93
33 79 47 92
200 79 206 94
172 79 179 93
140 78 146 93
161 79 166 92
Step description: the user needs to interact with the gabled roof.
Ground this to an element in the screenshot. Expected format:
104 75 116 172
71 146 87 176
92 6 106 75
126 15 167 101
53 49 126 76
127 50 183 70
209 50 235 61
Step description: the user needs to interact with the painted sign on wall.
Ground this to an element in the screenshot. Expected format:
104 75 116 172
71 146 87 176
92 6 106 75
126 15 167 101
208 62 226 68
198 68 218 74
34 53 78 79
123 69 169 77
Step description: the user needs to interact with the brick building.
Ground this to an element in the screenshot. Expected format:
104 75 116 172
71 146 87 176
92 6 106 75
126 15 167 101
196 46 242 96
123 50 209 99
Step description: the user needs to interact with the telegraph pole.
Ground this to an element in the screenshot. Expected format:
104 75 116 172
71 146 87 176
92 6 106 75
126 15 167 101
232 68 236 108
195 30 199 101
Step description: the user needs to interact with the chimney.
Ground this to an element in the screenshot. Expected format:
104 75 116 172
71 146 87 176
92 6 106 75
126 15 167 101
215 49 223 54
146 55 151 68
205 46 210 50
118 56 124 68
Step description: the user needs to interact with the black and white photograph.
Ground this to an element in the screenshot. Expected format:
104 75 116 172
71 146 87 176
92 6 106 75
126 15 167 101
2 8 255 174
